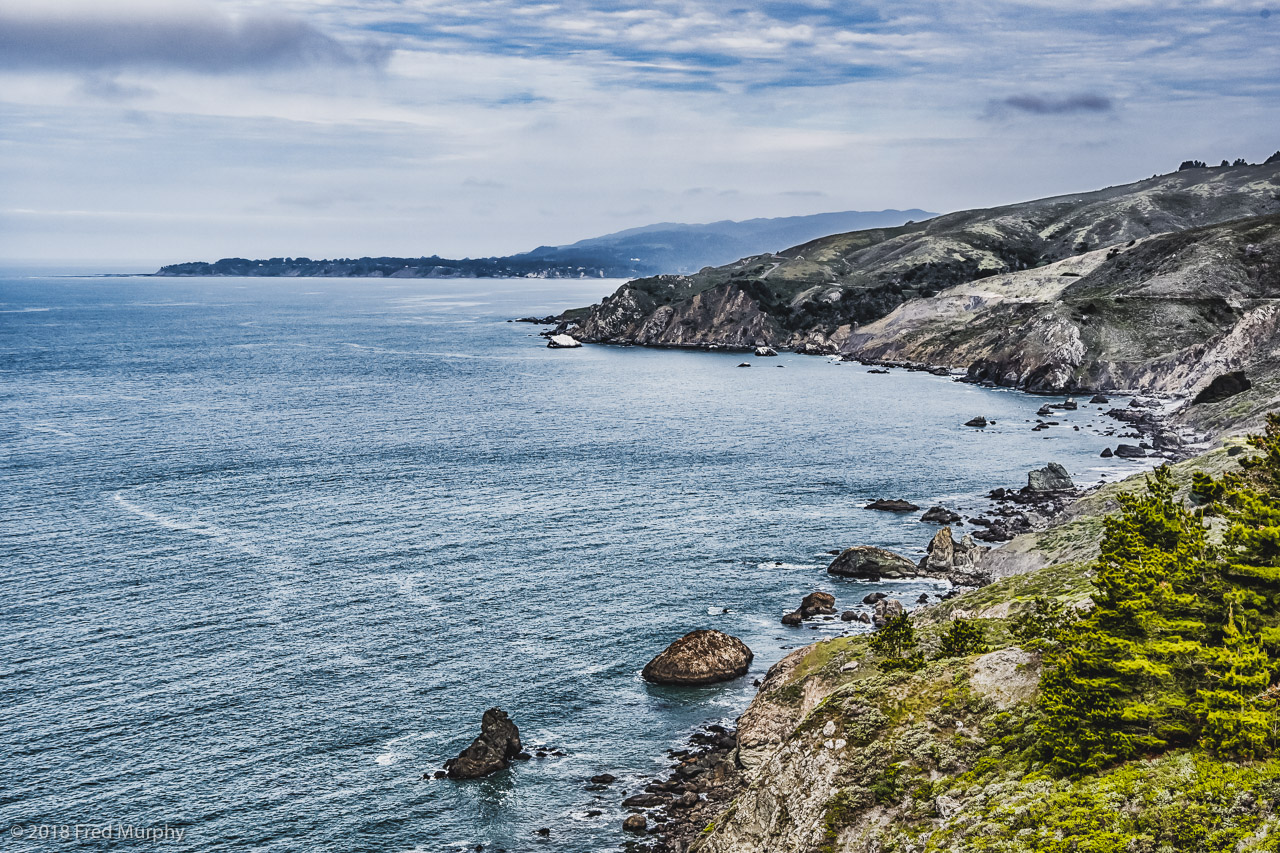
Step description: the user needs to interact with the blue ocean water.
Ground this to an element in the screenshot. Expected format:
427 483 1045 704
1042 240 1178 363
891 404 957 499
0 275 1150 852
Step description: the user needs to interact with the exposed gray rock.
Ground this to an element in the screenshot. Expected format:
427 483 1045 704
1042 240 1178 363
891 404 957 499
642 630 753 685
753 346 778 357
1026 462 1075 492
1193 371 1252 404
444 708 523 779
622 814 647 833
781 611 803 627
1100 447 1114 458
964 416 988 427
919 526 991 586
1114 444 1147 458
872 597 905 627
827 546 918 580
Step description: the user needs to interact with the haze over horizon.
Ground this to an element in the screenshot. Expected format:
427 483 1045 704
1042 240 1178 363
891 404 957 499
1 0 1277 266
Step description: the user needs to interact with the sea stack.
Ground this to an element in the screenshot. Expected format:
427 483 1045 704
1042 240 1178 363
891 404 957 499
444 708 523 779
642 630 753 685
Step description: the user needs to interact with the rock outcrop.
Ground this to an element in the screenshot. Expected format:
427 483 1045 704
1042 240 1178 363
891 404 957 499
1027 462 1075 492
919 527 990 587
827 546 918 580
642 629 753 685
921 505 962 524
444 708 523 779
865 498 920 512
545 334 581 349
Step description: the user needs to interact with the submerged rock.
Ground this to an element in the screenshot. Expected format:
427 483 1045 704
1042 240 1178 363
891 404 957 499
642 629 753 685
828 546 918 580
445 708 523 779
865 498 920 512
546 334 582 349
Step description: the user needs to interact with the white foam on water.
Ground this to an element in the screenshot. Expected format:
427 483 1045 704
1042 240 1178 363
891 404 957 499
27 423 76 438
0 306 52 313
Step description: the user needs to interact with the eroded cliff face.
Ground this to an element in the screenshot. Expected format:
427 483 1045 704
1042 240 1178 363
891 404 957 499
844 213 1280 430
572 280 786 348
563 164 1280 358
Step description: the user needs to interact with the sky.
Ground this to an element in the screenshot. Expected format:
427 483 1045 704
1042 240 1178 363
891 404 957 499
0 0 1277 266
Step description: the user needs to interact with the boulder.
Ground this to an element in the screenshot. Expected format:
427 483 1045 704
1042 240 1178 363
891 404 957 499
921 506 962 524
753 346 778 357
862 592 887 605
1193 371 1251 405
622 814 647 834
828 546 919 580
917 593 929 603
1026 462 1075 492
737 362 752 367
964 416 988 427
444 708 523 779
799 591 836 617
590 773 617 785
1036 405 1054 416
865 498 920 512
781 611 803 626
840 610 856 622
1090 394 1110 404
1114 444 1146 458
546 334 581 349
642 630 753 685
872 598 905 627
1100 447 1113 458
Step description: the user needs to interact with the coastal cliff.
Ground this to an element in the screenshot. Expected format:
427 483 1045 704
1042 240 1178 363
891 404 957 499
563 163 1280 358
685 437 1280 853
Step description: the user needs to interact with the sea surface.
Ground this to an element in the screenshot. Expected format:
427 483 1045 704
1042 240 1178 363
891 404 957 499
0 274 1152 852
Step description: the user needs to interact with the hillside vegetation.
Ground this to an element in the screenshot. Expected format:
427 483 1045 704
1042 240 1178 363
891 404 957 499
691 417 1280 853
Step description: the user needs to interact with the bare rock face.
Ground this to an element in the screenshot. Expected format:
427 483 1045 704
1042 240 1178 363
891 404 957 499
921 505 962 524
969 648 1041 708
920 527 991 587
1193 370 1251 404
445 708 523 779
799 591 836 617
827 546 918 580
1026 462 1075 492
642 630 753 686
546 334 581 349
872 597 905 627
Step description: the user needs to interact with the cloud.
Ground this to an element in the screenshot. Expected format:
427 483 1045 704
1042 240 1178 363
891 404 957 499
990 93 1116 116
0 1 387 73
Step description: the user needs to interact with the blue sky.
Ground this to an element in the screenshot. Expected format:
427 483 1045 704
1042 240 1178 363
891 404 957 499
0 0 1276 265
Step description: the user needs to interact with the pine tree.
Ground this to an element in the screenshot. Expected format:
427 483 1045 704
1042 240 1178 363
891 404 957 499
872 614 924 671
1037 466 1210 774
936 618 990 658
1198 589 1273 758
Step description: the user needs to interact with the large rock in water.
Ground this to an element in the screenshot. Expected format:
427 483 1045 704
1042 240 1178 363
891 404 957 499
546 334 582 349
642 630 753 685
445 708 523 779
827 546 918 580
1026 462 1075 492
865 498 920 512
799 591 836 617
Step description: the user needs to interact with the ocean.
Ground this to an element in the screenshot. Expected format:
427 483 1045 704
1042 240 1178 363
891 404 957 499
0 274 1150 852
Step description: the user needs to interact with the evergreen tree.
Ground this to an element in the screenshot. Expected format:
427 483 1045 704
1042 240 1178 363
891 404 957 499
872 614 925 671
1037 466 1210 774
936 618 990 658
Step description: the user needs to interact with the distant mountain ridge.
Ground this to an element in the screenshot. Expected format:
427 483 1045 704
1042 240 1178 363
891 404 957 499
154 209 934 279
